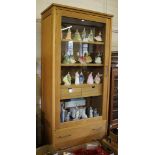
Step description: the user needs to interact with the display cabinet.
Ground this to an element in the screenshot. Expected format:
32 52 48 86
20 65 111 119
41 4 113 150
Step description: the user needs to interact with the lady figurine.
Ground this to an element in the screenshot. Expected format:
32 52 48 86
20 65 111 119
94 32 102 42
63 72 71 85
94 72 102 84
61 104 65 123
95 53 102 64
65 28 72 40
82 28 87 41
73 29 81 41
93 108 99 117
89 107 93 118
79 72 84 84
75 72 80 85
87 72 94 84
75 107 80 120
88 29 94 42
65 112 71 122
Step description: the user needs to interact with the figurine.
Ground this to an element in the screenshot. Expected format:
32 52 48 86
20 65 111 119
69 55 76 64
89 107 93 118
61 104 66 122
75 107 80 119
70 108 76 119
63 72 71 85
79 72 84 84
94 32 102 42
63 54 70 64
95 53 102 64
79 108 88 119
93 108 99 117
94 72 102 84
73 29 81 41
78 56 86 64
87 72 94 84
65 28 72 40
65 111 70 122
75 72 80 85
84 53 92 63
88 30 94 42
82 28 88 42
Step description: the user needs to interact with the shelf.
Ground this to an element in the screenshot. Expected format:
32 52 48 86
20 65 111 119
61 63 104 67
62 39 104 45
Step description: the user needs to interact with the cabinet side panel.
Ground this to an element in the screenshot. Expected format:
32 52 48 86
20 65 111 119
41 15 52 144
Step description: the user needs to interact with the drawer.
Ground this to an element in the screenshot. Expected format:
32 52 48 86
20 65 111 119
54 121 106 149
61 87 82 99
82 84 103 97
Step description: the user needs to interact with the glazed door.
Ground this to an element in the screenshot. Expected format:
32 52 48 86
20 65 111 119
55 8 112 129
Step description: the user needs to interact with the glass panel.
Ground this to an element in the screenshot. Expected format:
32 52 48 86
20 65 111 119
60 16 105 124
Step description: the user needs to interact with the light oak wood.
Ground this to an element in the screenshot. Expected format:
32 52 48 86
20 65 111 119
41 3 112 150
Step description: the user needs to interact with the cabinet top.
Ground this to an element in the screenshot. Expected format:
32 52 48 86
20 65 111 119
41 3 113 18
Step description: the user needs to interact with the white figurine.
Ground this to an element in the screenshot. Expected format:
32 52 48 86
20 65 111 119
89 107 93 118
75 107 80 119
94 32 102 42
95 56 102 64
75 72 80 85
88 30 94 42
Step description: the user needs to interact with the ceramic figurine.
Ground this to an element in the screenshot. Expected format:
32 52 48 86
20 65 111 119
79 72 84 84
88 30 94 42
78 56 86 64
89 107 93 118
63 72 71 85
87 72 94 84
75 107 80 119
94 32 102 42
93 108 99 117
79 108 87 119
95 53 102 64
69 55 76 64
63 54 70 64
94 72 102 84
75 72 80 85
85 53 92 63
82 28 88 41
61 104 66 122
70 108 76 119
65 28 72 40
65 112 70 122
73 29 81 41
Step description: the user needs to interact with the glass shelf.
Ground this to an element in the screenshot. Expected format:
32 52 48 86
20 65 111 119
62 39 104 45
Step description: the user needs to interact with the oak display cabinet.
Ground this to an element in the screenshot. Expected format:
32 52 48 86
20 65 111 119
41 3 113 150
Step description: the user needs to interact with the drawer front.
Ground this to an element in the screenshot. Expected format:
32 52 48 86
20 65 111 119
54 121 106 149
82 84 102 97
61 87 82 99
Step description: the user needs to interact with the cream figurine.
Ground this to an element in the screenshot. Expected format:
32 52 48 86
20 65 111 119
65 28 72 40
87 72 94 84
88 29 94 42
63 72 71 85
82 28 88 42
75 72 80 85
94 72 102 84
94 32 102 42
95 55 102 64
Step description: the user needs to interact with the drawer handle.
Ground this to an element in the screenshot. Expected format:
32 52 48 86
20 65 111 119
58 134 71 138
68 88 73 93
92 127 102 131
92 86 95 88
